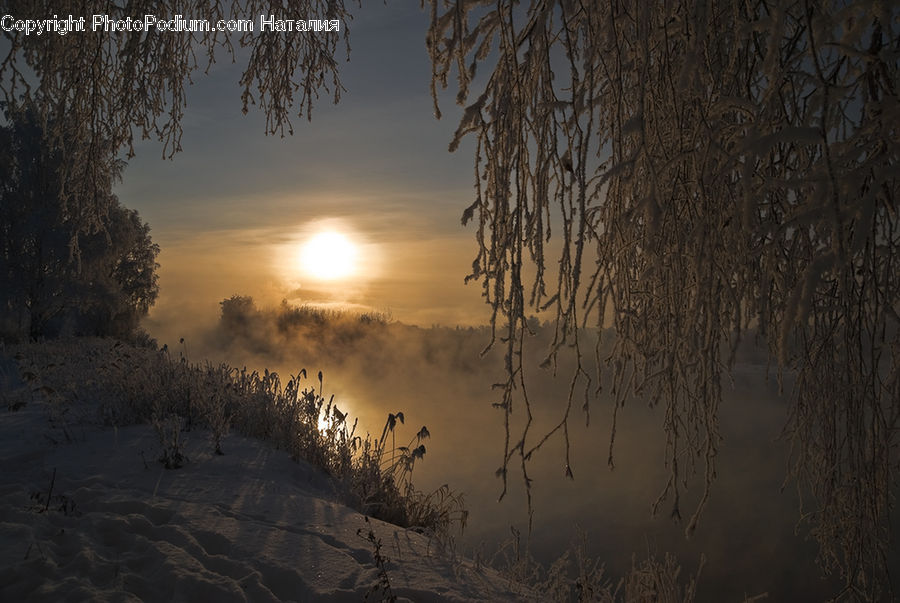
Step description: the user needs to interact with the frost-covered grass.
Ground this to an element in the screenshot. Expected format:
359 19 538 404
2 336 769 601
3 337 466 538
485 528 709 603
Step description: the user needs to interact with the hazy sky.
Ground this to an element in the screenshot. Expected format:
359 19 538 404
115 5 488 341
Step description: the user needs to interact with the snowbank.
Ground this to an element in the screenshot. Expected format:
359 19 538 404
0 396 531 602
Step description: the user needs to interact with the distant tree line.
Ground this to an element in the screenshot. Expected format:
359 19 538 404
0 107 159 340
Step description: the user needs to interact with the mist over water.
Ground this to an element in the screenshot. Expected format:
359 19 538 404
165 301 840 600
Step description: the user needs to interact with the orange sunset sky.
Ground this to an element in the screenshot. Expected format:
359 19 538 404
114 4 488 344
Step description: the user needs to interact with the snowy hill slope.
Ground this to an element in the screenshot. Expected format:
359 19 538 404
0 396 531 602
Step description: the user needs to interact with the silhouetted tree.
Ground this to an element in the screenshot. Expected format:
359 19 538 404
0 107 159 339
426 1 898 599
219 295 259 332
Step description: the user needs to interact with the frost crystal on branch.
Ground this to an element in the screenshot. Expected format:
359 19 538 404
0 0 354 236
426 1 899 598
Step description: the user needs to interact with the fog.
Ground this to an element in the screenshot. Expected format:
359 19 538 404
154 298 844 600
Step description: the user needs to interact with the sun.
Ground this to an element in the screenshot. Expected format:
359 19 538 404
300 231 358 280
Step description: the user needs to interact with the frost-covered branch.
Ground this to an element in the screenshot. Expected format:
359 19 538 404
1 0 355 237
426 0 899 598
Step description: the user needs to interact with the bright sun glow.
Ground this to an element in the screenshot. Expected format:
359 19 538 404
300 231 358 280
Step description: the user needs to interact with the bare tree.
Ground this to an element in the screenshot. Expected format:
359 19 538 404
1 0 354 246
426 0 898 599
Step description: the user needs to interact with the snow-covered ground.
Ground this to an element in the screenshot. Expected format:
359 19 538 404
0 393 531 602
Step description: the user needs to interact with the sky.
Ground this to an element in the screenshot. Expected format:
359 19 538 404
6 6 894 598
115 4 488 341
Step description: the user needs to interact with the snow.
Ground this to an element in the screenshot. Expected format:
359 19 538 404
0 393 531 602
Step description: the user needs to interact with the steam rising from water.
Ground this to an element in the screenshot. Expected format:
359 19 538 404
157 299 840 600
